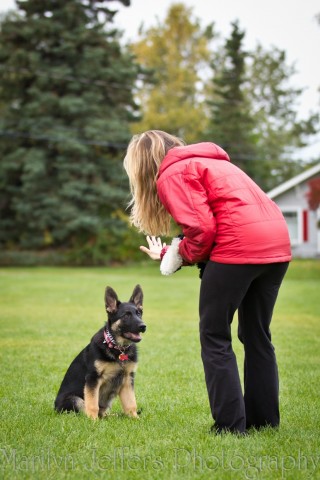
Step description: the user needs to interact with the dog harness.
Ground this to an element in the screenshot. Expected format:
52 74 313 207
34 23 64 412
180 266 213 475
103 329 130 361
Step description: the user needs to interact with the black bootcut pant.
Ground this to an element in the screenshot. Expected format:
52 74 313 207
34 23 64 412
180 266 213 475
199 261 289 434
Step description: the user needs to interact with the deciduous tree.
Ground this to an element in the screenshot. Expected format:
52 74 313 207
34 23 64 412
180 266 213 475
307 177 320 210
246 44 319 189
130 3 214 143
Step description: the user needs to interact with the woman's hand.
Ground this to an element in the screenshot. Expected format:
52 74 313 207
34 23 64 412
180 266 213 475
140 236 166 261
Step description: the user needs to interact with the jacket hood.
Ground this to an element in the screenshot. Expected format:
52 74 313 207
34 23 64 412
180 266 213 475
159 142 230 176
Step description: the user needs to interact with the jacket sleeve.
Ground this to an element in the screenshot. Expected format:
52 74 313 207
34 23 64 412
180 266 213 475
157 164 216 264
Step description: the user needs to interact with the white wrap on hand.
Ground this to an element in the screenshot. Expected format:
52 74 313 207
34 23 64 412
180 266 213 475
160 237 183 276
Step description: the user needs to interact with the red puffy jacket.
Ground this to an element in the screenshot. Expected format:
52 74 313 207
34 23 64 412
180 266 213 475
156 142 292 264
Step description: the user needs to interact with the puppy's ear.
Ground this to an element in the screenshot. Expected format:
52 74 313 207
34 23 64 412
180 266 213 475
129 284 143 309
105 287 119 313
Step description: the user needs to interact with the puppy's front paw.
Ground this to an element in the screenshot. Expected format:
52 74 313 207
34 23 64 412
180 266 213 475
86 407 99 420
128 409 140 419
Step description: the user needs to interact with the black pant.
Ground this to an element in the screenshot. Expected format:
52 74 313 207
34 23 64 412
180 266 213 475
199 261 289 433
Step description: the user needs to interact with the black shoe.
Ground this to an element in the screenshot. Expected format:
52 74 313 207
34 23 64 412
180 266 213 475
246 423 279 432
210 425 248 436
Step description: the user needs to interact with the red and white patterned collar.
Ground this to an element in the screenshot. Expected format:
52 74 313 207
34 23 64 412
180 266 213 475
103 329 130 361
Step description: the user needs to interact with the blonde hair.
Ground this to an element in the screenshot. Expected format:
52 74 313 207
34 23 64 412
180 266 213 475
123 130 185 235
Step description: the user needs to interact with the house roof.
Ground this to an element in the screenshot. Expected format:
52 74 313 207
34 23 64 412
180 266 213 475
267 163 320 199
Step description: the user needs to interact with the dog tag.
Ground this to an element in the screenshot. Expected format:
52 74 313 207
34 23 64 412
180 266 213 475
119 353 129 361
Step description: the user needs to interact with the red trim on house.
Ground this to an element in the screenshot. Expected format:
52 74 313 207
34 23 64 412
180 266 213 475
303 210 308 242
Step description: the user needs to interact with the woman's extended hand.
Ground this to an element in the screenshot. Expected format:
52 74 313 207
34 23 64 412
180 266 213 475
140 236 166 261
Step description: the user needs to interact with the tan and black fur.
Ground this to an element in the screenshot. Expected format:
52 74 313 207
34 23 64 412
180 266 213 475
54 285 146 419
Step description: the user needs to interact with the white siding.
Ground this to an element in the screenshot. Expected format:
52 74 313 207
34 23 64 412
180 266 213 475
271 180 319 258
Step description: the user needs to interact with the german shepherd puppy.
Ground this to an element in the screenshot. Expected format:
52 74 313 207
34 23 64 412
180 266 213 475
54 285 146 419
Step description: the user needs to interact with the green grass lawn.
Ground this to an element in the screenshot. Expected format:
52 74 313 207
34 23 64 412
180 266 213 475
0 260 319 479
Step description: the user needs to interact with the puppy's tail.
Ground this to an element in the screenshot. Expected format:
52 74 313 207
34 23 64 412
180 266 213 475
54 395 84 414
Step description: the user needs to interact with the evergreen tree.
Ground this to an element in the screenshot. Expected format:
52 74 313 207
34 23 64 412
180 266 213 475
205 21 319 189
0 0 139 259
205 21 259 181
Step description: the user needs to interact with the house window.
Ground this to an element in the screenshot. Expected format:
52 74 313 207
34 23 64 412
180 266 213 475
281 208 302 245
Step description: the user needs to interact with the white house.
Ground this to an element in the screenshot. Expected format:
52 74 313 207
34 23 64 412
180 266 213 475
267 163 320 258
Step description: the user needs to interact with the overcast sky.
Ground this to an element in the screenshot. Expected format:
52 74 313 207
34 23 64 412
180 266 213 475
1 0 319 158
